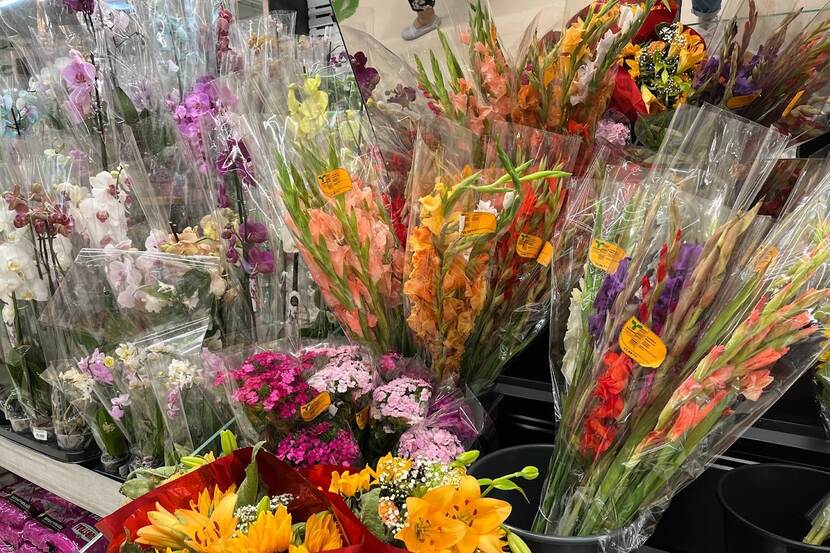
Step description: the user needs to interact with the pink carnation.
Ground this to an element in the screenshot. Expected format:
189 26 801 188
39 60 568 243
275 421 360 468
397 426 464 463
370 376 432 426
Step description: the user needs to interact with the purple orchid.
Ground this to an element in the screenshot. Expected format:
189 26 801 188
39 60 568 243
245 246 275 274
350 51 380 100
238 221 267 244
64 0 94 14
109 393 131 420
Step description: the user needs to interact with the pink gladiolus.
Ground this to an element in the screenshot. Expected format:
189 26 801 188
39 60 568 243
742 347 789 372
740 369 774 401
450 91 468 115
459 30 471 45
328 243 356 277
694 389 729 425
746 295 767 326
667 402 700 441
703 366 733 390
308 209 342 245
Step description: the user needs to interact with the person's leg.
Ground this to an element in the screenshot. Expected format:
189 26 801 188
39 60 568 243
402 0 439 40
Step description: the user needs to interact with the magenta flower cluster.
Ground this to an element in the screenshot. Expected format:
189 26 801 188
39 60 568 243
171 77 221 141
305 345 375 402
370 376 432 426
275 421 360 468
397 426 464 463
215 350 313 419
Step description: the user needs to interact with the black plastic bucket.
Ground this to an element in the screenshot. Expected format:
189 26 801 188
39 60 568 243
718 463 830 553
470 444 617 553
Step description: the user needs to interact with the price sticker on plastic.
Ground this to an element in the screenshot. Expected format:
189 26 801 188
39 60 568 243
460 211 497 236
32 428 49 441
355 406 370 429
589 239 626 273
317 168 353 198
300 391 331 422
516 233 544 258
755 245 779 273
618 317 666 368
537 241 554 267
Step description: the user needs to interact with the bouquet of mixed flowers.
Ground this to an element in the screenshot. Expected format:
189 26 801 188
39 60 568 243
533 108 825 549
215 342 366 468
690 0 830 144
314 449 537 553
513 0 655 136
621 22 706 114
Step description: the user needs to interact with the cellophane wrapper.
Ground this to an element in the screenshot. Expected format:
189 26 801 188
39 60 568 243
266 108 409 355
142 323 232 463
534 121 826 552
40 365 92 452
459 120 580 392
690 0 830 145
805 490 830 546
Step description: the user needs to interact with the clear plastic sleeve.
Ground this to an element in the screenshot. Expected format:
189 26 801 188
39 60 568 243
805 490 830 546
533 160 830 551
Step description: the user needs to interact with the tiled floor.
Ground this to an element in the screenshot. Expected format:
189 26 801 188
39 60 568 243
338 0 830 66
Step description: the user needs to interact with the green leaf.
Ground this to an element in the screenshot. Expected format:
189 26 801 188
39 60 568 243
492 478 529 501
235 442 265 509
359 488 392 541
114 87 140 125
120 540 145 553
332 0 360 22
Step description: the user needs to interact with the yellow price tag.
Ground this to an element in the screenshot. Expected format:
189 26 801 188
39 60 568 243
516 233 544 258
317 168 353 197
589 239 626 273
461 212 497 236
618 317 667 368
537 241 554 267
355 406 370 429
300 392 331 422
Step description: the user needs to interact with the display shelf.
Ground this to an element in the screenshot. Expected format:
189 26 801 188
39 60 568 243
0 435 123 517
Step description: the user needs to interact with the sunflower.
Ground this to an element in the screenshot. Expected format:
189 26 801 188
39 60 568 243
225 505 292 553
290 511 344 553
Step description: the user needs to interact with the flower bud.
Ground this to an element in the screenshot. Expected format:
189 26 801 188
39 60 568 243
507 530 532 553
455 450 480 466
521 466 540 480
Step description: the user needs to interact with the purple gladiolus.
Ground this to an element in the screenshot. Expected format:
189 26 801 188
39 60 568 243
651 243 702 333
588 258 629 339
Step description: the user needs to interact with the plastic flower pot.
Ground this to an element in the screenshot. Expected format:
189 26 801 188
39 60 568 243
100 454 128 476
55 432 90 451
470 444 618 553
30 423 54 442
8 416 29 432
718 463 830 553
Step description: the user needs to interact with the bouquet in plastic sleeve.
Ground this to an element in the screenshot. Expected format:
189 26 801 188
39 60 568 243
690 0 830 144
40 365 92 451
403 120 565 385
268 109 410 355
460 121 580 392
513 0 655 136
54 360 130 473
143 327 232 463
97 445 371 553
533 134 822 550
215 341 364 468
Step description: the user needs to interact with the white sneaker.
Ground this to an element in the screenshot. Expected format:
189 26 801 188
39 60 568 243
401 16 440 41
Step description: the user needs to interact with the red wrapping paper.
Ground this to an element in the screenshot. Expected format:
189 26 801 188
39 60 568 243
97 449 368 553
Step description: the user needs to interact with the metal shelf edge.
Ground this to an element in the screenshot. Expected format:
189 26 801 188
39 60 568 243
0 435 123 517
